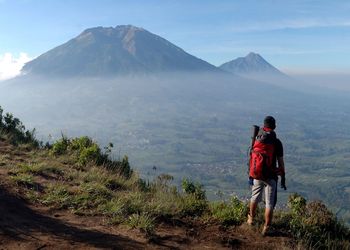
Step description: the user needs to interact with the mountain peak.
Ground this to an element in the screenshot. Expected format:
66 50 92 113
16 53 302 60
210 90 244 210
219 52 283 76
22 25 219 77
245 52 265 61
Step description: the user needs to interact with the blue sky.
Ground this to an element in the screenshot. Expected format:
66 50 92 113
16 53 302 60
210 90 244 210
1 0 350 79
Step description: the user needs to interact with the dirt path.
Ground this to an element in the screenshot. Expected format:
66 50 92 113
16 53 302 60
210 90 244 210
0 184 147 249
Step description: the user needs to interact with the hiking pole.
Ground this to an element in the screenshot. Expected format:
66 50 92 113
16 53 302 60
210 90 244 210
247 125 259 186
250 125 259 151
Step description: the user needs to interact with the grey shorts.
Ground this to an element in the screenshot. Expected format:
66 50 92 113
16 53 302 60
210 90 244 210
250 179 277 209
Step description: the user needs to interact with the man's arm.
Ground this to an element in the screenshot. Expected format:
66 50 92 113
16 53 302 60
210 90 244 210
277 157 287 190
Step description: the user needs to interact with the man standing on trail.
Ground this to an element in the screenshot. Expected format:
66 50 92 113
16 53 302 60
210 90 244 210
247 116 286 236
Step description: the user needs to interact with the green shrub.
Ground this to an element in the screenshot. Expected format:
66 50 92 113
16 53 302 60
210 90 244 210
211 197 248 226
69 136 94 151
0 106 39 147
286 193 350 249
119 155 132 178
288 193 307 216
78 143 101 165
182 178 206 200
51 136 70 155
180 193 208 217
50 135 133 178
179 178 208 216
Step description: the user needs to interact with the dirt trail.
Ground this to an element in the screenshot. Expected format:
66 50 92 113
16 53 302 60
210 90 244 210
0 140 293 249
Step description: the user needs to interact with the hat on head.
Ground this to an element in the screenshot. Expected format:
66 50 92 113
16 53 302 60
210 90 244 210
264 116 276 129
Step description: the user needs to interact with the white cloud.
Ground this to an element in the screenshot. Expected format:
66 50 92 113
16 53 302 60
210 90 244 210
0 52 32 81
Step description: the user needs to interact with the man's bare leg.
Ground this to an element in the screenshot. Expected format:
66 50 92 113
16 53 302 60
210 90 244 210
265 207 273 226
247 201 258 225
262 207 273 236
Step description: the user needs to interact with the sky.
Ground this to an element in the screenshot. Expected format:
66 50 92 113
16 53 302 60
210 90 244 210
1 0 350 80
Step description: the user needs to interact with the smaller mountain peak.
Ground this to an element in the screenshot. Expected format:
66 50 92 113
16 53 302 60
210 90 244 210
245 52 263 59
219 52 284 76
247 52 259 56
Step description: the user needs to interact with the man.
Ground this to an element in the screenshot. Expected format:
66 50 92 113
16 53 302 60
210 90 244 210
247 116 286 236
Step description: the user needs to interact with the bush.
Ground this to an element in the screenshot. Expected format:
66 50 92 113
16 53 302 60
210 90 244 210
179 178 208 216
288 193 307 216
286 193 350 249
182 178 206 200
78 143 101 165
210 197 248 226
69 136 94 151
51 136 70 155
180 193 208 217
50 135 133 178
0 106 39 147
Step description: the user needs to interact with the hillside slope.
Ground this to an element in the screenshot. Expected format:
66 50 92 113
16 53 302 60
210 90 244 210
0 108 349 249
0 139 295 249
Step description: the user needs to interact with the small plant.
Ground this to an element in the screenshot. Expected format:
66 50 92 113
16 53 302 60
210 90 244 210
98 198 126 217
41 184 72 209
78 143 101 165
180 193 208 217
210 197 248 226
179 178 208 216
127 213 155 235
182 178 206 200
10 173 35 187
288 193 307 216
51 135 70 155
119 155 132 178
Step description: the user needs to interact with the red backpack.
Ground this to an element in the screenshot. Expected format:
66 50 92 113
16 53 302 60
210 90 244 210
249 128 276 180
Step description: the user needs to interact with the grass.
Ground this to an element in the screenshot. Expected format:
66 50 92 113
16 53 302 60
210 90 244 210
127 213 156 235
1 115 349 246
10 173 35 187
210 197 248 226
4 137 350 245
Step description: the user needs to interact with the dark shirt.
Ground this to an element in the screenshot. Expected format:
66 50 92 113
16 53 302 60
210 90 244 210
275 138 283 158
271 138 284 179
